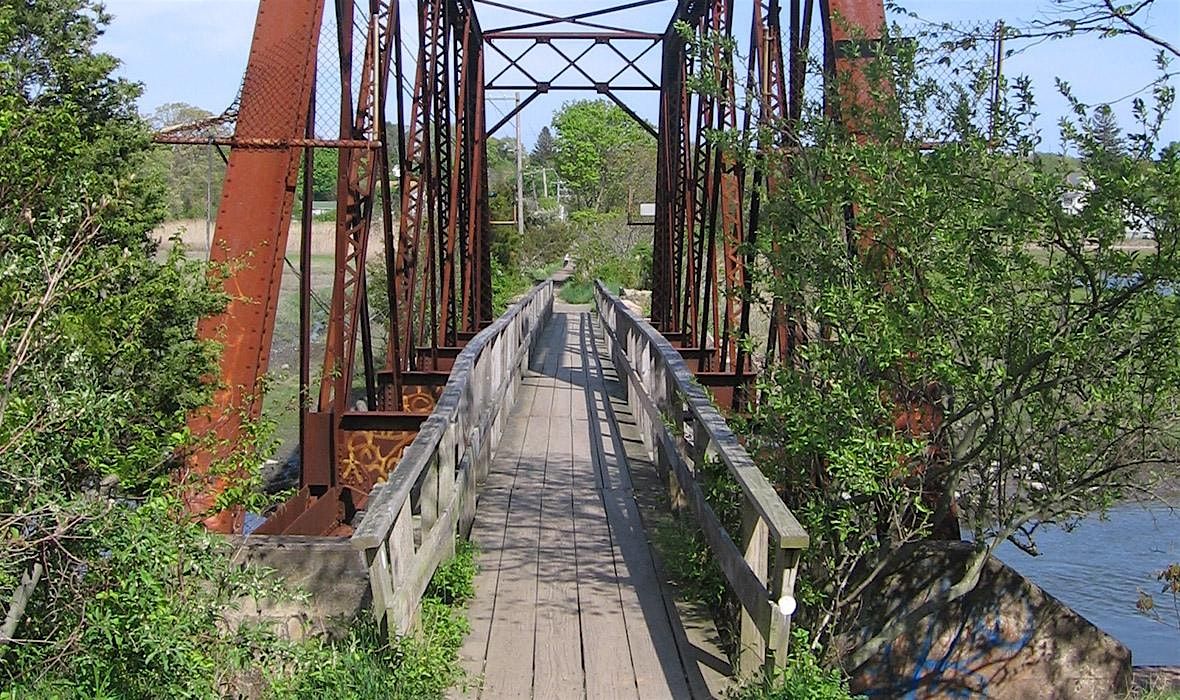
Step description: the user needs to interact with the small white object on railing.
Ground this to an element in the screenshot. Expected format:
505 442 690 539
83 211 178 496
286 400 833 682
591 280 808 678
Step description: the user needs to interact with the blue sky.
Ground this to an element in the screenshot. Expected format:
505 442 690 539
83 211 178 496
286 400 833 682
96 0 1179 152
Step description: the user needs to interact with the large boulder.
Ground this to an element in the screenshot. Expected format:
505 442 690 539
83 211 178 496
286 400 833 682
848 541 1131 699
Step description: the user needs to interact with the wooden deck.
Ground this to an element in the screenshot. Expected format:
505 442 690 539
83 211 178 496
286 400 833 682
457 304 725 699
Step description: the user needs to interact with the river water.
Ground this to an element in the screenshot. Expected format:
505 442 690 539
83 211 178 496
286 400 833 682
996 504 1180 666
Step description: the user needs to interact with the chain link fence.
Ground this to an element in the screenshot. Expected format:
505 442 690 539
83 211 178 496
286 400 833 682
796 20 1006 144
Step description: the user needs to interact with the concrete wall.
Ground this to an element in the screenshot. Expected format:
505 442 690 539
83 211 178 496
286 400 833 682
225 535 370 640
849 541 1132 699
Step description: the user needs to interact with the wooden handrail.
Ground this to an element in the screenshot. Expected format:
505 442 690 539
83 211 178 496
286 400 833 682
351 280 554 634
593 280 809 678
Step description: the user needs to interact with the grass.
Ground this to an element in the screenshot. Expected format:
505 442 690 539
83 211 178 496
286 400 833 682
559 279 620 304
1133 688 1180 700
526 261 563 282
260 539 479 699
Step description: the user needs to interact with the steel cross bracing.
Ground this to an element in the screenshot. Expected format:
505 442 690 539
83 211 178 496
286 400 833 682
170 0 889 534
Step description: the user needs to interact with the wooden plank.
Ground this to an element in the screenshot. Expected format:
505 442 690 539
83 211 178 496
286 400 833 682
532 487 584 699
739 503 769 678
549 370 572 418
514 404 551 488
386 501 417 632
459 486 513 688
480 486 543 698
545 395 574 490
529 375 556 417
584 319 634 493
536 316 564 381
574 484 640 699
608 381 732 699
483 394 534 492
601 488 691 700
570 415 600 490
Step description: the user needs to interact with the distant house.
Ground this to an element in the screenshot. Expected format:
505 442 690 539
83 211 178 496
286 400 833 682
1059 172 1154 239
1059 172 1093 215
311 200 335 216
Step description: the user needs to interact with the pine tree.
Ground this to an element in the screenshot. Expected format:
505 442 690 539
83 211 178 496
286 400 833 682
1089 104 1124 155
532 125 555 164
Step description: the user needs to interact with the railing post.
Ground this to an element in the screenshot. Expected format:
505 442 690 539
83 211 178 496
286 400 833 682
739 501 770 678
365 542 394 634
767 547 800 673
420 453 441 535
388 499 415 633
690 419 713 473
438 422 458 553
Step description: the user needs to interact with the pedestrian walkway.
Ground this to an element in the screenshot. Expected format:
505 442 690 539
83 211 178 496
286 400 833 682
456 304 723 699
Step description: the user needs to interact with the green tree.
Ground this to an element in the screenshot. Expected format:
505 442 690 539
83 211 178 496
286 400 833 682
551 99 654 211
293 146 339 204
1089 103 1124 155
532 125 555 164
147 102 229 219
701 30 1180 670
0 2 252 691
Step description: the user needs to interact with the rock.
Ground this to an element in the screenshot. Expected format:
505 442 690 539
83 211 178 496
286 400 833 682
848 541 1131 699
621 287 652 311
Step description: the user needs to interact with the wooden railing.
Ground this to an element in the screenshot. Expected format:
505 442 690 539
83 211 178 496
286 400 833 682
351 280 554 635
593 281 809 677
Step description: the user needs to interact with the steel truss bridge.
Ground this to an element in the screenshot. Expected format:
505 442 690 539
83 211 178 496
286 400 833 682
160 0 890 688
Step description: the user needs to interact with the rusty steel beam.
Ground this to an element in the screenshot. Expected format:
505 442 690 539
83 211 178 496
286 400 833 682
181 0 326 532
178 0 900 532
152 136 380 148
315 0 400 496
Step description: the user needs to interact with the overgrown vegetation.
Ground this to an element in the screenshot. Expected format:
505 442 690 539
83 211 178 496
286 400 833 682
256 541 478 700
0 0 226 686
676 11 1180 677
651 456 858 699
726 631 860 700
0 4 479 696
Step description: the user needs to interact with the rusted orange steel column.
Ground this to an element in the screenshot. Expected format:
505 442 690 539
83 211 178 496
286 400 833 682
823 0 960 538
822 0 888 136
182 0 325 532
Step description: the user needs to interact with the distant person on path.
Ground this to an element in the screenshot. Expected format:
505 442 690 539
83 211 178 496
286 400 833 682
563 253 571 268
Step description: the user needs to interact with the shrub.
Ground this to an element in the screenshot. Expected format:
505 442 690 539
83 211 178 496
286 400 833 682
727 632 860 700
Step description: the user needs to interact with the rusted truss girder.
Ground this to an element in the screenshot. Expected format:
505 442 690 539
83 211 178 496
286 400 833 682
179 0 326 532
176 0 495 532
652 0 888 406
653 0 751 384
392 0 491 398
176 0 891 531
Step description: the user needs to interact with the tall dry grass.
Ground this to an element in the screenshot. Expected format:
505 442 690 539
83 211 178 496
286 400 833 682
152 218 389 259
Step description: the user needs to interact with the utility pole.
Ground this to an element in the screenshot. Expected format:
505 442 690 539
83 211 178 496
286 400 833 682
205 136 213 258
514 91 524 241
541 167 548 200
